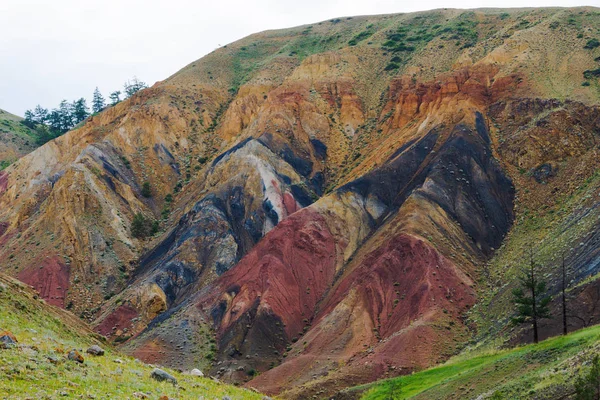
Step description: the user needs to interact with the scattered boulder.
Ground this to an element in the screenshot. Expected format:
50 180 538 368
0 282 6 292
222 397 232 400
47 355 60 364
151 368 177 385
67 349 84 363
86 345 105 356
132 393 149 399
114 358 123 364
532 163 556 183
190 368 204 377
0 330 17 349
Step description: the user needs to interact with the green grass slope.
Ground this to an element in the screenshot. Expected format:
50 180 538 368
0 273 264 399
346 324 600 399
0 109 38 169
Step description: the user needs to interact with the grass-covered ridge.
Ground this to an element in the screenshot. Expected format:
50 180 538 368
353 324 600 399
0 274 263 399
0 108 39 169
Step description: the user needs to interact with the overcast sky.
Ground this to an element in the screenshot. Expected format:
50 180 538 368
0 0 596 116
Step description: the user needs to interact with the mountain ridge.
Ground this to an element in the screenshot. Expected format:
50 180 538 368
1 6 600 398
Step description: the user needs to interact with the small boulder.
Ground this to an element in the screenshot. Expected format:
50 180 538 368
67 349 84 363
190 368 204 377
151 368 177 385
0 331 17 349
132 393 149 399
86 345 105 356
47 355 60 364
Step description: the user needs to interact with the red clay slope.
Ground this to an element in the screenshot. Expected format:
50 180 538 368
204 207 340 373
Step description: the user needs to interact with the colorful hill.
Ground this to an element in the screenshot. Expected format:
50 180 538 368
1 6 600 399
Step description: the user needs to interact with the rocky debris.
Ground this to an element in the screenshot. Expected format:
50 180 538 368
67 349 84 363
151 368 177 385
189 368 204 377
0 330 17 349
86 345 105 356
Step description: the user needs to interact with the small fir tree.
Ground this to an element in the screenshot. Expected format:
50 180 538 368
92 87 106 114
512 248 552 344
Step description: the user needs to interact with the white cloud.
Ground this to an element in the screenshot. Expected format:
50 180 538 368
0 0 596 115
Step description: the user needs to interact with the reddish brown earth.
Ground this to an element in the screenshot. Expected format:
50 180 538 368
205 208 339 372
95 304 139 338
17 255 70 308
249 234 475 396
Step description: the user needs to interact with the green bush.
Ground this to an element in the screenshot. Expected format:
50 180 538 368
141 181 152 198
131 213 159 239
584 38 600 49
575 355 600 399
0 160 12 170
583 68 600 79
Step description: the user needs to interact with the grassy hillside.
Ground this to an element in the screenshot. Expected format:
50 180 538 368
0 273 264 399
0 108 38 169
350 324 600 399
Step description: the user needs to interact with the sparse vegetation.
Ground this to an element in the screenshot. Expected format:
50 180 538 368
349 26 375 46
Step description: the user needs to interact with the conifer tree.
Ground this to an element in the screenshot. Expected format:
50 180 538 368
512 248 552 343
124 77 147 98
72 98 89 124
109 91 121 105
92 87 106 114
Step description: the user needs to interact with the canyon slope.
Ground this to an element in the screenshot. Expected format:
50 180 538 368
1 7 600 398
